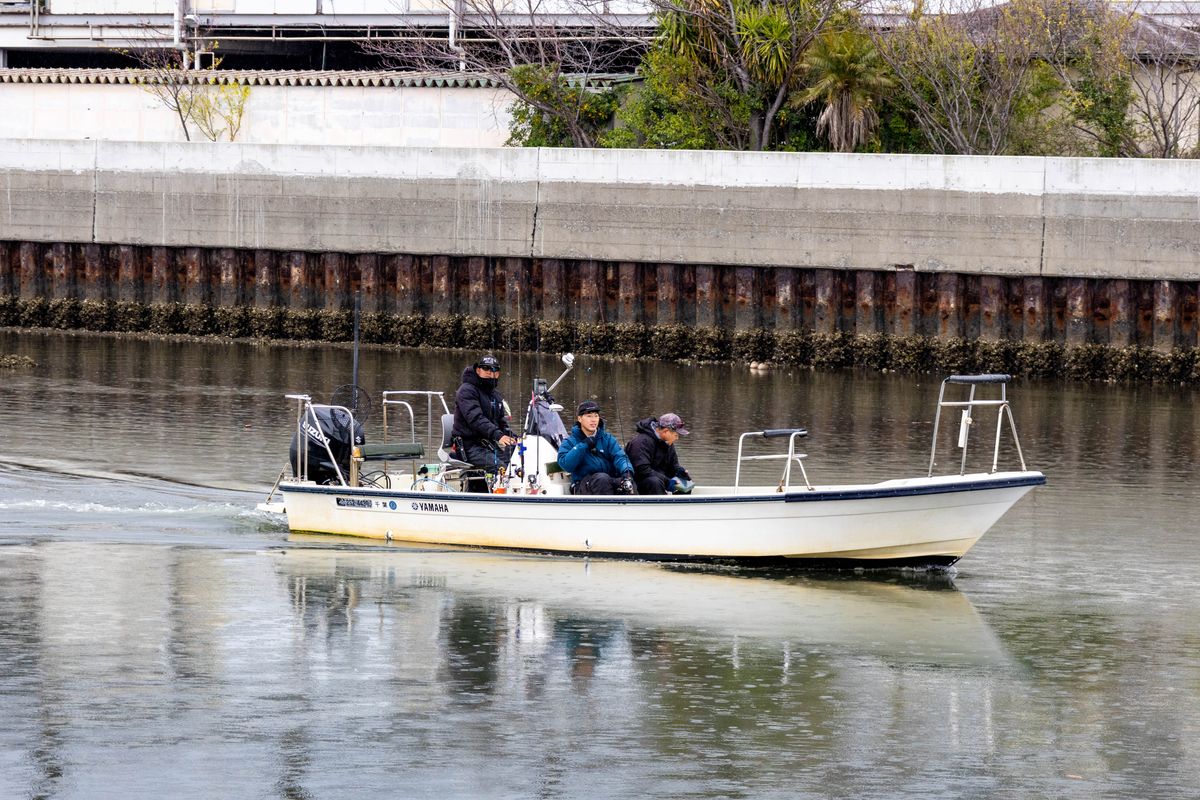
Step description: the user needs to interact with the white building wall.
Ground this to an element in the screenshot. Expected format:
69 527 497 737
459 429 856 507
43 0 648 13
46 0 177 12
0 81 514 147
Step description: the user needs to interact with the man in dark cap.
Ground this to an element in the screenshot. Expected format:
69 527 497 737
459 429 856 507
556 400 636 495
452 355 517 480
625 412 693 495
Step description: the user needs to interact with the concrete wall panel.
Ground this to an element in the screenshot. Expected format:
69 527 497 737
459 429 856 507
5 140 1200 282
0 83 512 149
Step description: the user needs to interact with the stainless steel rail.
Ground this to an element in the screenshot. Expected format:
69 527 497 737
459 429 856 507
734 428 811 494
927 374 1028 477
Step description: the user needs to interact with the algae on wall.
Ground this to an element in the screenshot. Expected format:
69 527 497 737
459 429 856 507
3 296 1197 384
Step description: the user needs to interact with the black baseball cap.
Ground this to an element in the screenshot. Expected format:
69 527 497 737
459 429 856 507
577 400 601 416
476 355 501 371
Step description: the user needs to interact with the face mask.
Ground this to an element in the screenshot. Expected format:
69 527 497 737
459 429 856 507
482 377 498 391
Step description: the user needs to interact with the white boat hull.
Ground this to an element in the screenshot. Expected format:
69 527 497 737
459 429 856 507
278 471 1044 566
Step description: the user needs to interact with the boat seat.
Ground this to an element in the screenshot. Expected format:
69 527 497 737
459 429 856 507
546 461 566 476
437 413 474 470
358 442 425 461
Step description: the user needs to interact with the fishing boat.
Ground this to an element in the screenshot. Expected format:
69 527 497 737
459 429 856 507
262 358 1044 568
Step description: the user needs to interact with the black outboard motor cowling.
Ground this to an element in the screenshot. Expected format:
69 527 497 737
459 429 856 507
289 406 365 485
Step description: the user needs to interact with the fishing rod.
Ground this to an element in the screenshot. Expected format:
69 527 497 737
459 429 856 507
351 290 360 409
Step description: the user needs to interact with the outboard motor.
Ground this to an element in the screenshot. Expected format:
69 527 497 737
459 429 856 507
289 406 365 485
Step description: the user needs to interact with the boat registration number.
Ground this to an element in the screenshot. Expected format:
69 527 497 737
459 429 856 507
334 497 450 513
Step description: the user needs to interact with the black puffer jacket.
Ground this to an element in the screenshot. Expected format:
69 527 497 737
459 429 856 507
452 367 513 447
625 417 689 486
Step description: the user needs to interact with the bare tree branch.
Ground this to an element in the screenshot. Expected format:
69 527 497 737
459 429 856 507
869 0 1046 155
1126 13 1200 157
366 0 652 147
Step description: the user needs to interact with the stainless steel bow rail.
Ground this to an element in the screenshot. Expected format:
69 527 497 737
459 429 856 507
735 428 812 493
927 374 1028 477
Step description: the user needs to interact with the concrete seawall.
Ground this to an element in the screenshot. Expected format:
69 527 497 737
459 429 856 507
2 139 1199 355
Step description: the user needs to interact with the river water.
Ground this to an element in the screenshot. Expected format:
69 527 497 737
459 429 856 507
1 330 1197 799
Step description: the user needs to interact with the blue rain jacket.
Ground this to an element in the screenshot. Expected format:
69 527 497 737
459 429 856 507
557 420 633 484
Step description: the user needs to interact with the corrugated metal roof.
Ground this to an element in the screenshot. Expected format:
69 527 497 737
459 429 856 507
0 68 508 88
0 67 640 88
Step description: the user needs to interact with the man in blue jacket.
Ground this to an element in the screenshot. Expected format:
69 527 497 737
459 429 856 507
557 400 636 495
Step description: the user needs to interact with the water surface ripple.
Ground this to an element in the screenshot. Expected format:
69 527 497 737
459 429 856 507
1 331 1197 799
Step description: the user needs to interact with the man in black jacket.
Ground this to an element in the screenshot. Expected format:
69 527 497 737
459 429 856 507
452 355 517 475
625 413 693 495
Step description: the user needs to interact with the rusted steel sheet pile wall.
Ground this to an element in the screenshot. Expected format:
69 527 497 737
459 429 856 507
1 139 1198 354
2 242 1197 352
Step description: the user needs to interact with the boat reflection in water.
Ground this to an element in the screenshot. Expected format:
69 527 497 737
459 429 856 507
277 535 1009 673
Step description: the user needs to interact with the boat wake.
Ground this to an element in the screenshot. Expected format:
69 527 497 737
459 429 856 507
0 459 286 544
0 456 251 493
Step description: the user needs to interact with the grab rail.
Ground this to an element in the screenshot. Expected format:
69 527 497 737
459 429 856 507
382 391 450 448
288 395 356 487
735 428 812 493
927 374 1028 477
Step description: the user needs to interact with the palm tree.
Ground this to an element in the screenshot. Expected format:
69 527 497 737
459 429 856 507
797 28 894 152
